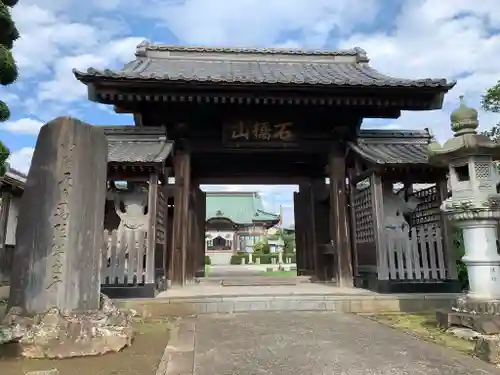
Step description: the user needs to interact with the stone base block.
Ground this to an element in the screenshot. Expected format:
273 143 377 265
0 295 134 358
455 297 500 315
436 308 500 334
475 335 500 363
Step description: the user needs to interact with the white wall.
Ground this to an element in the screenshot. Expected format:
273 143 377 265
5 196 20 246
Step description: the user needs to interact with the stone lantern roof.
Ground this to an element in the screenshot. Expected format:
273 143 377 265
428 96 500 164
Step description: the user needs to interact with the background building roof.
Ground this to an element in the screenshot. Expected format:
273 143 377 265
206 191 279 225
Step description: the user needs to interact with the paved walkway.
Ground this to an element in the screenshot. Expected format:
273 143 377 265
161 312 499 375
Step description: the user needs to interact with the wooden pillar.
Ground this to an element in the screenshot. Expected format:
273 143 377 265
170 151 191 286
185 188 195 283
312 180 330 281
195 188 206 277
437 178 458 280
146 173 158 285
328 148 353 287
0 190 11 282
165 186 174 283
299 182 316 277
371 173 389 281
161 170 171 286
293 192 306 275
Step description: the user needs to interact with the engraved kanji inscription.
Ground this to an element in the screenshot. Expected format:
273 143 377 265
227 121 295 141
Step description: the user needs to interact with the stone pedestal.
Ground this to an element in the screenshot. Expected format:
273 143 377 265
8 117 108 314
460 220 500 299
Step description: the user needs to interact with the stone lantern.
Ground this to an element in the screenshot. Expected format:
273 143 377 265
428 96 500 300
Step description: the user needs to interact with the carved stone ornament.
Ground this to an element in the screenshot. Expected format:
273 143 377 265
382 183 420 231
112 182 148 231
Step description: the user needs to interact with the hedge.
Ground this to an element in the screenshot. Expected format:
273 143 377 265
204 255 211 265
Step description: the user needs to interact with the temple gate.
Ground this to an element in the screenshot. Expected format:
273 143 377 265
68 43 458 296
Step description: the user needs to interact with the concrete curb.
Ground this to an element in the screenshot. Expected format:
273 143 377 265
155 319 196 375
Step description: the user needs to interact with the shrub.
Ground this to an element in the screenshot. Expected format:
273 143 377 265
457 260 469 291
230 254 249 265
253 254 278 264
453 227 468 291
204 255 211 265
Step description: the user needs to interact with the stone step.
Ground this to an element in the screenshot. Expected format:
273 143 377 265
200 276 312 286
220 277 299 286
117 293 459 316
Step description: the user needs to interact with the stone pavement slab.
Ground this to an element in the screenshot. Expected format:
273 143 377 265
163 312 500 375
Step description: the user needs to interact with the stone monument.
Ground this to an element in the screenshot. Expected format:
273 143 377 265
429 97 500 363
0 117 134 358
9 117 108 313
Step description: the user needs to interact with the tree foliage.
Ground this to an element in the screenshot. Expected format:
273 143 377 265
481 79 500 142
482 80 500 114
0 0 19 122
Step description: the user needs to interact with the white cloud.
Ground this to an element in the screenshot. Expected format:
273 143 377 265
12 4 101 76
8 147 35 174
148 0 381 46
36 35 145 104
1 118 44 135
339 0 500 138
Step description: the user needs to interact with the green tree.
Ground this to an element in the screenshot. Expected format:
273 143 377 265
481 80 500 142
0 0 19 122
253 238 270 254
282 232 295 254
0 140 8 176
0 0 18 176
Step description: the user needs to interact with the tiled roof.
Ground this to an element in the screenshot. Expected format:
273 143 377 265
1 164 27 189
350 129 432 165
100 126 173 163
73 42 455 89
206 191 279 225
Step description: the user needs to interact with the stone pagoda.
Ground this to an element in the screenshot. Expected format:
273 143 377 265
429 96 500 300
430 98 500 362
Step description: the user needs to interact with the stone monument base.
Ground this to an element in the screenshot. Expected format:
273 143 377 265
0 294 134 359
436 295 500 363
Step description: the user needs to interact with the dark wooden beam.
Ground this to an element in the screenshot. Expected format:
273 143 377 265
328 147 353 287
299 183 316 278
146 173 159 285
293 192 306 275
170 151 191 286
197 176 312 185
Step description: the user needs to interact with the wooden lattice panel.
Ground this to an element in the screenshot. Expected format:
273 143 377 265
155 188 166 244
353 183 375 244
409 185 441 227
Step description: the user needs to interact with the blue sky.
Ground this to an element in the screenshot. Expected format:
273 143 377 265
2 0 500 227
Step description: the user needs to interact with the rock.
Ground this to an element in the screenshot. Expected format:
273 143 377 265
8 117 108 315
447 327 480 341
436 308 500 334
475 335 500 363
0 296 134 358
